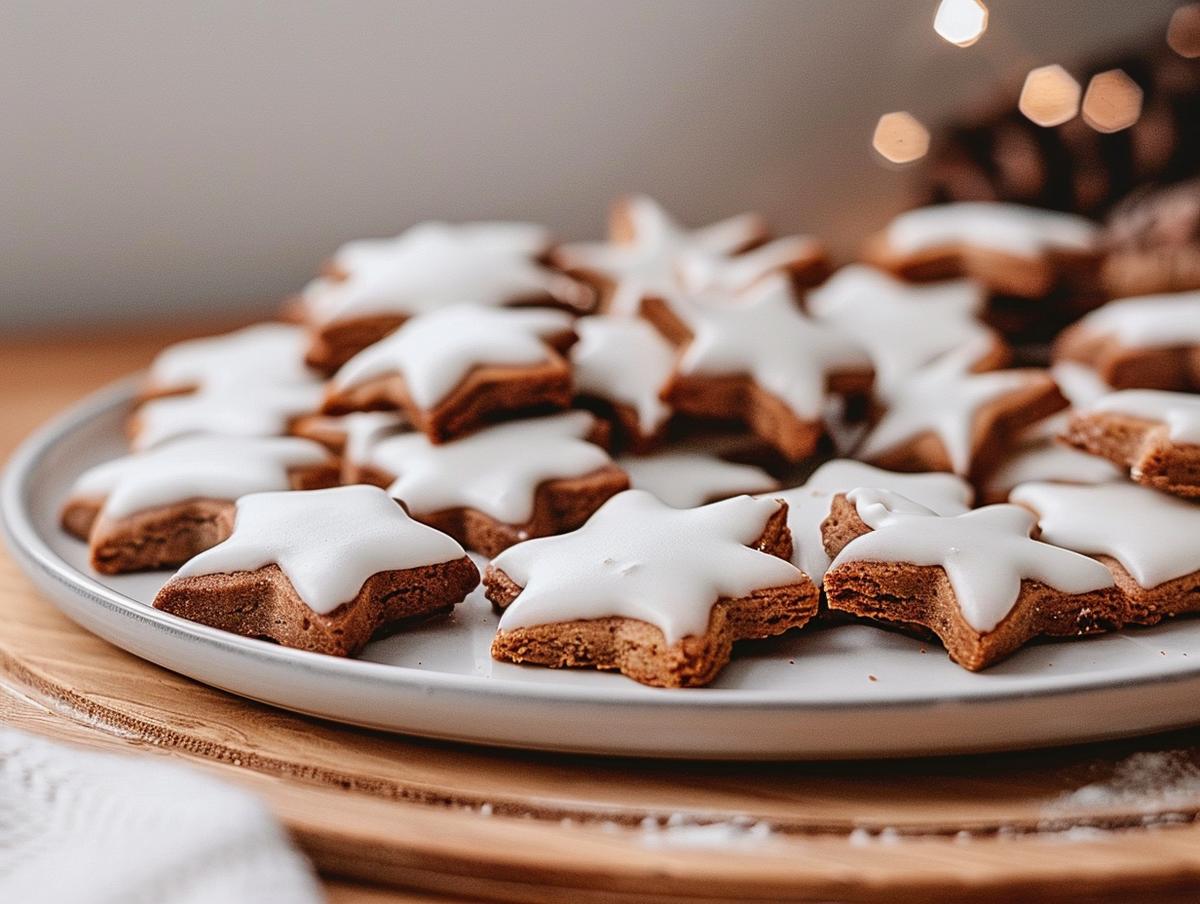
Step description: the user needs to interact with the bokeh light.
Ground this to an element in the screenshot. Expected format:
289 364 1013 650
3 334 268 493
1018 64 1081 127
872 112 931 165
1081 69 1144 133
933 0 989 48
1168 3 1200 58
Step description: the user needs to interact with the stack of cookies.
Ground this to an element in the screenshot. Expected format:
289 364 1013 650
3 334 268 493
61 195 1200 687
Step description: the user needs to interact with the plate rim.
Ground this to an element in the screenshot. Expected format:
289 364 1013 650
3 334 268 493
6 378 1200 729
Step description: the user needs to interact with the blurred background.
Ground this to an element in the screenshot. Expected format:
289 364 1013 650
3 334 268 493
0 0 1183 331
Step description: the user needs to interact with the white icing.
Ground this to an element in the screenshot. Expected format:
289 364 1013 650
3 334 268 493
885 202 1098 258
570 316 675 434
173 485 467 614
986 441 1122 498
618 452 778 509
323 412 408 462
766 459 973 582
1075 292 1200 347
807 265 992 392
1087 390 1200 444
493 490 808 643
670 274 871 420
1050 361 1112 408
832 488 1115 632
132 384 324 451
148 323 317 392
302 221 589 325
556 195 765 314
331 220 550 276
357 412 613 523
69 435 331 521
857 339 1051 474
1011 481 1200 588
332 305 573 409
677 234 823 294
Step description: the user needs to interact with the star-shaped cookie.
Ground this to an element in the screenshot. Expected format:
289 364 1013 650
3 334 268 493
855 338 1065 480
822 488 1120 670
143 323 319 398
299 221 593 369
485 489 818 687
1054 293 1200 391
62 435 338 573
554 195 773 314
644 274 874 462
1062 390 1200 499
1012 480 1200 622
130 383 325 451
154 485 479 656
348 411 628 556
806 265 1005 393
325 305 576 442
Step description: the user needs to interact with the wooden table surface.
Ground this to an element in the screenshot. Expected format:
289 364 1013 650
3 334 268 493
4 328 1200 904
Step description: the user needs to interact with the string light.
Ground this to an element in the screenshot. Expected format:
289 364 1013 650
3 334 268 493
1018 65 1081 127
1168 3 1200 58
933 0 989 47
1081 69 1144 133
872 112 931 164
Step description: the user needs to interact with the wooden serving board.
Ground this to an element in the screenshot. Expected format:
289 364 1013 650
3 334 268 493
4 332 1200 903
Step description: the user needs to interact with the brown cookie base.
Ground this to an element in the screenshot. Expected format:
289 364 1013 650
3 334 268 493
324 355 574 444
823 563 1123 671
1054 324 1200 392
350 463 630 557
62 464 340 574
862 373 1067 483
154 557 480 657
860 233 1100 300
1063 410 1200 499
1095 554 1200 626
487 588 818 688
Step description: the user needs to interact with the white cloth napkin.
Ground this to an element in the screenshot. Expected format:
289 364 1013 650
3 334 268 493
0 728 324 904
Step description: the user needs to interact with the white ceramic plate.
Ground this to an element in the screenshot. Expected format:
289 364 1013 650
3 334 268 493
5 380 1200 759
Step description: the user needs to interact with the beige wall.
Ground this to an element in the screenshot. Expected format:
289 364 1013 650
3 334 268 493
0 0 1179 330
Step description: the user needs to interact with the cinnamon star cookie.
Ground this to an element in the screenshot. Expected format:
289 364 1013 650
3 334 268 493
485 490 818 687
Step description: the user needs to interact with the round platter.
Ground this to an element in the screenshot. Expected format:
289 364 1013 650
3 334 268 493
5 379 1200 760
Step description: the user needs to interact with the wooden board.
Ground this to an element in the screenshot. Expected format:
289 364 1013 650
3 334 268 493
5 332 1200 902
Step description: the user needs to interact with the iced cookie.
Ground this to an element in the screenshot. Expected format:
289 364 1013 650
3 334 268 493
345 411 628 556
821 489 1121 670
1062 390 1200 498
861 202 1100 299
806 265 1006 394
643 274 873 462
485 490 817 687
142 323 318 399
979 362 1122 504
569 315 676 451
617 451 778 509
153 485 479 657
1102 178 1200 298
553 195 825 314
129 383 325 451
324 305 576 443
62 436 338 574
856 339 1066 481
1054 292 1200 391
767 459 973 585
298 221 593 370
1011 481 1200 625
